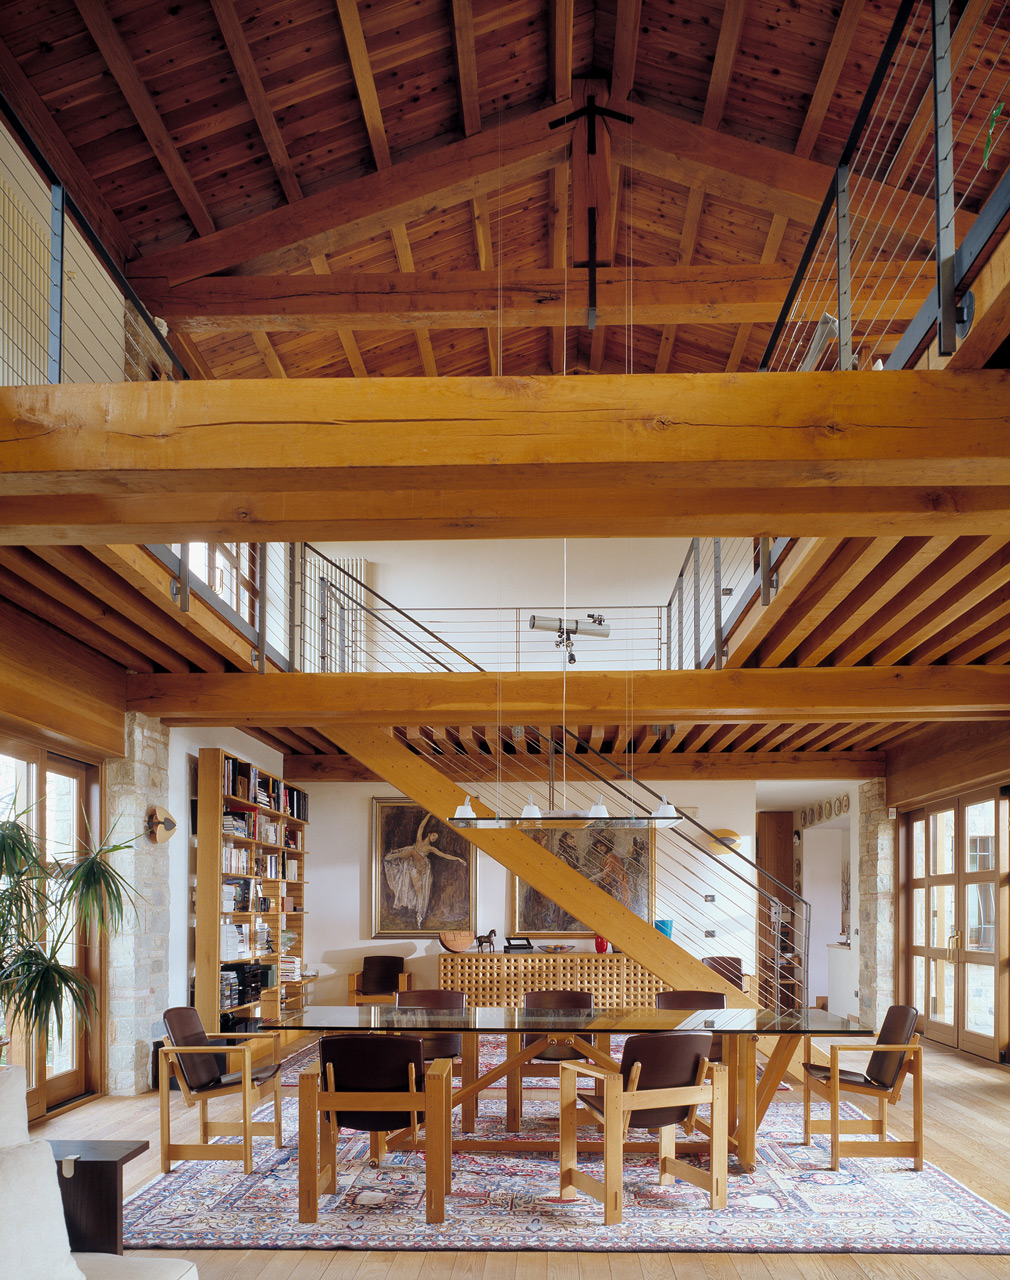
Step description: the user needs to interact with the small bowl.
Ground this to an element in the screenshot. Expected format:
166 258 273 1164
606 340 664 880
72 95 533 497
537 944 575 953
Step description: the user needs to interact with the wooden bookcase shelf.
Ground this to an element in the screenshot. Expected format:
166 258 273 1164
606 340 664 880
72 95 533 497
194 747 312 1031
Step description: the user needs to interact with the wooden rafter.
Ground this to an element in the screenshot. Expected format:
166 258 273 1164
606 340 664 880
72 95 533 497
73 0 215 237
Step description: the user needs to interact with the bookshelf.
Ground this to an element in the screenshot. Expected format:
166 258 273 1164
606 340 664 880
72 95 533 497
194 747 313 1031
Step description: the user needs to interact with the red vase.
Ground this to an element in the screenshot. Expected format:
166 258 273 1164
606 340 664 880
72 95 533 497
594 935 608 953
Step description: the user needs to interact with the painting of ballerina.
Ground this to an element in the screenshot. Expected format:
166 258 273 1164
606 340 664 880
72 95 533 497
372 799 476 937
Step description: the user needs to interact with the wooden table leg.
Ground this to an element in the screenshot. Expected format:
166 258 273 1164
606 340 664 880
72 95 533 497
505 1032 523 1131
461 1033 477 1133
298 1070 318 1224
736 1034 759 1173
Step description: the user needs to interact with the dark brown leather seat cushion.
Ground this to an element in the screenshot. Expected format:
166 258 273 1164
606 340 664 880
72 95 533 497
578 1030 713 1129
396 988 465 1060
524 990 593 1061
360 955 405 996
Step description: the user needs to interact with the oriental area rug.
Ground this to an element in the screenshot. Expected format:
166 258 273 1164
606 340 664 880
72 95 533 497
126 1080 1010 1253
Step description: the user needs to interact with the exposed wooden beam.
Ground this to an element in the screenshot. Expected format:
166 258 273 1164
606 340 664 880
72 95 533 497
608 101 828 225
550 0 575 102
126 668 1010 727
0 598 125 761
30 546 231 672
0 34 134 264
138 264 929 331
126 102 573 289
5 371 1008 487
209 0 302 203
73 0 215 237
334 0 435 377
167 329 215 380
887 721 1010 808
88 544 266 673
282 746 885 783
547 162 569 373
945 219 1010 371
0 547 190 673
251 331 287 378
6 485 1010 545
450 0 482 136
702 0 746 131
0 564 155 672
609 0 643 102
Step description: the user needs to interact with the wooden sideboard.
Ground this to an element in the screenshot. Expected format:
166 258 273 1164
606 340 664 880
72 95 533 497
438 952 672 1007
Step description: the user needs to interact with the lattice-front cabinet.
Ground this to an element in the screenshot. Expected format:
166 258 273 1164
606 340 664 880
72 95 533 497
194 747 311 1031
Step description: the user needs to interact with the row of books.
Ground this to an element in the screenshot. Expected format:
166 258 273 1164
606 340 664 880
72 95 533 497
222 811 251 838
261 852 299 881
222 756 309 822
221 842 252 875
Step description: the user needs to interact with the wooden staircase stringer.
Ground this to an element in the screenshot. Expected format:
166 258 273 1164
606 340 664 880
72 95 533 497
330 725 759 1008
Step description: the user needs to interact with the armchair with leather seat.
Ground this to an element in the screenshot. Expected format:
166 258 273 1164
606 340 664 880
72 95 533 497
801 1003 923 1170
656 989 728 1059
348 954 412 1005
159 1006 283 1175
507 989 594 1128
559 1030 728 1224
0 1064 198 1279
298 1033 452 1224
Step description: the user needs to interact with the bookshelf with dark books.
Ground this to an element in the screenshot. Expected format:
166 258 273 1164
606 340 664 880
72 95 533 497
194 747 314 1030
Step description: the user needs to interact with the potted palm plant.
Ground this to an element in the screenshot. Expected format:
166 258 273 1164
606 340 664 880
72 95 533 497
0 805 137 1044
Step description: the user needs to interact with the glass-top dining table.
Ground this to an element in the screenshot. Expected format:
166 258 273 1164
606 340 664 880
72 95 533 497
269 1003 874 1172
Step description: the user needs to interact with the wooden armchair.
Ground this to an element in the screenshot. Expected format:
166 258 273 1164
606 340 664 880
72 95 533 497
347 955 412 1005
802 1003 923 1170
298 1033 452 1224
159 1006 283 1175
559 1030 728 1224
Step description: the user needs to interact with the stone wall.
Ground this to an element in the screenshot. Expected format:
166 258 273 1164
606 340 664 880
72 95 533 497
857 777 896 1030
104 712 171 1095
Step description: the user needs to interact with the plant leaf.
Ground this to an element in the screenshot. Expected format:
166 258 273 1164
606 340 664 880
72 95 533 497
983 102 1004 170
0 946 96 1040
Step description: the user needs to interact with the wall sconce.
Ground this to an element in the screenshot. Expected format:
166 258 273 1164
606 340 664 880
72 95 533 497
146 805 178 844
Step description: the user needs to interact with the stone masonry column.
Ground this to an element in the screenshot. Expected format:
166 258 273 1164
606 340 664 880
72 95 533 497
857 778 896 1031
104 711 171 1095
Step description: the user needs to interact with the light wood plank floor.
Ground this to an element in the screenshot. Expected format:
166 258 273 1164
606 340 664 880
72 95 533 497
30 1041 1010 1280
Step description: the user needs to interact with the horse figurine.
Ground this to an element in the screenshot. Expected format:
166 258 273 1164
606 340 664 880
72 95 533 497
476 928 497 953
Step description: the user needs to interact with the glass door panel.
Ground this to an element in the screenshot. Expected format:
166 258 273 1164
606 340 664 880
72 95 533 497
42 763 86 1106
909 794 1005 1060
964 964 995 1039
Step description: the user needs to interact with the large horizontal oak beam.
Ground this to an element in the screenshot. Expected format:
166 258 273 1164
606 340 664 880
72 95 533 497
5 484 1010 543
282 749 887 783
4 371 1010 541
4 371 1010 489
141 266 926 332
126 669 1010 726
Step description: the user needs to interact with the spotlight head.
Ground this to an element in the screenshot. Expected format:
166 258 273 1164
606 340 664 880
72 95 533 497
568 652 576 664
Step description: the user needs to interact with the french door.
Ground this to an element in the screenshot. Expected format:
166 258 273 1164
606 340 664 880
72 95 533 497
0 741 98 1115
908 789 1007 1060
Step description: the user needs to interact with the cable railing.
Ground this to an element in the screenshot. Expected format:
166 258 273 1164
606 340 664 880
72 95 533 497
302 541 797 675
414 722 809 1013
762 0 1010 373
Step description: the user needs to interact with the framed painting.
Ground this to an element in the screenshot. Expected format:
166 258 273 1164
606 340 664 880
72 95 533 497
509 826 654 937
371 798 476 937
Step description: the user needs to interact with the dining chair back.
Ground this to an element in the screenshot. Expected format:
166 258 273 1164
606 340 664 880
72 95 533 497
396 988 465 1060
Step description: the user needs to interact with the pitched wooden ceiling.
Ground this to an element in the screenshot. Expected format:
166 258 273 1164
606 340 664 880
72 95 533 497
5 0 1005 381
2 0 1010 778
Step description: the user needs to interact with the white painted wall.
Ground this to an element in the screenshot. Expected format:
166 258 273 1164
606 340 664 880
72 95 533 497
166 726 284 1007
302 776 760 1001
317 538 690 609
802 826 847 1003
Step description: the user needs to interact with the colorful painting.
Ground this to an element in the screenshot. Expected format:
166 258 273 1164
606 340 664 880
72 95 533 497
510 826 654 937
372 798 475 937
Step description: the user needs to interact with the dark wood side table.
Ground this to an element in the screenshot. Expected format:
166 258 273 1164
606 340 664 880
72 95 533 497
47 1139 149 1254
